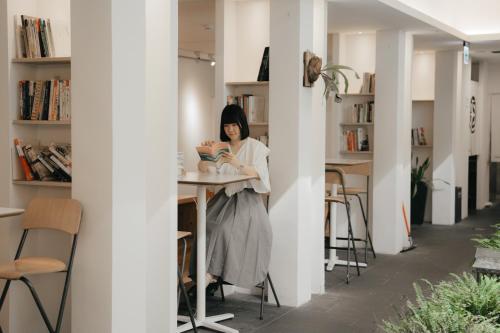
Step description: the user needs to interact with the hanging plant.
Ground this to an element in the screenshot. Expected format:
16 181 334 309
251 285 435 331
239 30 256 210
303 51 359 102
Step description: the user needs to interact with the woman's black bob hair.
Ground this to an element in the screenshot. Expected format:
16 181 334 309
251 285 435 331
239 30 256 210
220 104 250 142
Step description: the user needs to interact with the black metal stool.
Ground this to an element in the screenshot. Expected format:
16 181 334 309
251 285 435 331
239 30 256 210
177 231 197 332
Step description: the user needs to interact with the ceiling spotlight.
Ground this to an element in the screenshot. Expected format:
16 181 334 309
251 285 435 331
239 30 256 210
210 60 216 67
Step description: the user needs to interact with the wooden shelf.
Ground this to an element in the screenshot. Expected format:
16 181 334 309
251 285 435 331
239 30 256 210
340 122 374 126
12 57 71 64
225 81 268 86
249 122 268 126
339 93 374 97
13 180 71 188
340 151 373 154
412 99 434 102
13 120 71 126
412 145 433 148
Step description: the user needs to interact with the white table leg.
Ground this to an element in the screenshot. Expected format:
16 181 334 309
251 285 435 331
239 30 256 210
326 184 338 271
177 186 237 333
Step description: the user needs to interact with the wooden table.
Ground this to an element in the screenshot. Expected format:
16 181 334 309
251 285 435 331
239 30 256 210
177 172 257 333
0 207 24 218
325 159 371 271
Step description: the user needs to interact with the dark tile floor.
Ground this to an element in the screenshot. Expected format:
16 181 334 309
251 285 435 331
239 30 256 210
180 203 499 333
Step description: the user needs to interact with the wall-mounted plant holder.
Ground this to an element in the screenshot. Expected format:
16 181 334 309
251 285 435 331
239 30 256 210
303 50 322 87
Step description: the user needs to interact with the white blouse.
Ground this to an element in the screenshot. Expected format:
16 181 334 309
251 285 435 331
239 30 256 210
219 138 271 197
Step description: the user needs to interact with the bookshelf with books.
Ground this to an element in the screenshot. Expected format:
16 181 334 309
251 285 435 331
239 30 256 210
9 10 72 189
337 94 375 156
225 81 269 146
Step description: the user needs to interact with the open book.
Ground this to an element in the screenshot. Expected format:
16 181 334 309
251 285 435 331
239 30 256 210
196 142 230 166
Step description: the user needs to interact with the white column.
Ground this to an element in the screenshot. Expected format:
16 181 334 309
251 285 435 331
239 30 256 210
372 30 413 254
432 51 461 225
310 0 327 295
268 0 325 306
72 0 177 332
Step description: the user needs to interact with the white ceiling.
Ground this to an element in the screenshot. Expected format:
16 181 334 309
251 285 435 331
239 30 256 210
179 0 215 54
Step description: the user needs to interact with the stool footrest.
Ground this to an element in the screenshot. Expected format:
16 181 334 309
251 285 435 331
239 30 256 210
336 237 367 242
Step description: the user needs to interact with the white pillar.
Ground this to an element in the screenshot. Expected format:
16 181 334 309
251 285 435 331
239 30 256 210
432 51 461 225
268 0 325 306
310 0 327 295
372 30 413 254
71 0 177 332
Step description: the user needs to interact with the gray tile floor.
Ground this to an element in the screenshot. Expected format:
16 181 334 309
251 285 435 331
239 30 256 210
180 203 499 333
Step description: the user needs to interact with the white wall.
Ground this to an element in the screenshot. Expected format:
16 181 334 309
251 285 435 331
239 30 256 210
412 51 435 101
178 57 215 195
222 0 269 83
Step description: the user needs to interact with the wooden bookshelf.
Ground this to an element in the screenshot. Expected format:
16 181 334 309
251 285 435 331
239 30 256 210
12 57 71 64
13 120 71 126
340 151 373 155
339 93 374 97
225 81 269 86
13 180 71 188
249 122 268 126
340 122 374 126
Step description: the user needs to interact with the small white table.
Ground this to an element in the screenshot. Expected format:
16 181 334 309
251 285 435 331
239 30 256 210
177 172 256 333
0 208 24 218
325 159 371 271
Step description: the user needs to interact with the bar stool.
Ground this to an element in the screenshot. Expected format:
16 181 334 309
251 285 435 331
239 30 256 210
177 231 197 332
337 186 376 263
325 167 361 283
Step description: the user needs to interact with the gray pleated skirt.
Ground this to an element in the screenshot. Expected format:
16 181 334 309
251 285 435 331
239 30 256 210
205 188 272 288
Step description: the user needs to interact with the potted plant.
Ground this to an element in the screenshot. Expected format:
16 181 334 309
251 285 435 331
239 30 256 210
472 224 500 259
411 156 430 225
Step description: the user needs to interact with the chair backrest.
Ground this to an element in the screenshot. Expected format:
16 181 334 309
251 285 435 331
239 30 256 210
22 198 82 235
325 167 346 185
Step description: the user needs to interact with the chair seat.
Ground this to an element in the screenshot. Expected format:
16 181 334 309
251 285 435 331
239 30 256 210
325 195 346 204
338 187 367 195
0 257 66 280
177 231 192 240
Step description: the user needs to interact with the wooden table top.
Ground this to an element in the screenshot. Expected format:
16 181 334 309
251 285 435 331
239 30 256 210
325 158 372 166
178 172 257 186
178 194 197 205
0 207 24 218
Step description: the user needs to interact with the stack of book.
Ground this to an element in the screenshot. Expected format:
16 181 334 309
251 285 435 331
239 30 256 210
342 128 370 152
351 102 374 123
411 127 428 146
360 72 376 94
227 95 266 123
18 80 71 121
14 139 71 182
15 15 56 58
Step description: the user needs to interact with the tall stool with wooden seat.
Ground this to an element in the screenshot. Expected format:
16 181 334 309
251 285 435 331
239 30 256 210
337 186 376 263
0 197 82 333
325 168 361 283
177 231 197 332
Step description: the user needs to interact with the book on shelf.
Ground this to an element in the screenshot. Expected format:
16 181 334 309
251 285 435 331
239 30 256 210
257 47 269 82
18 80 71 121
227 94 265 123
411 127 428 146
14 139 72 182
196 142 230 167
341 128 370 152
351 102 374 123
360 72 376 94
15 14 56 59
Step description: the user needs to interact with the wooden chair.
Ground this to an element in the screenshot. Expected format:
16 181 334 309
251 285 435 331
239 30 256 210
325 168 361 283
177 231 197 332
0 198 82 333
337 186 376 262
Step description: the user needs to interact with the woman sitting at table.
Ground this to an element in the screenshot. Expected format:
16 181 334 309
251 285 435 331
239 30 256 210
198 104 272 289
